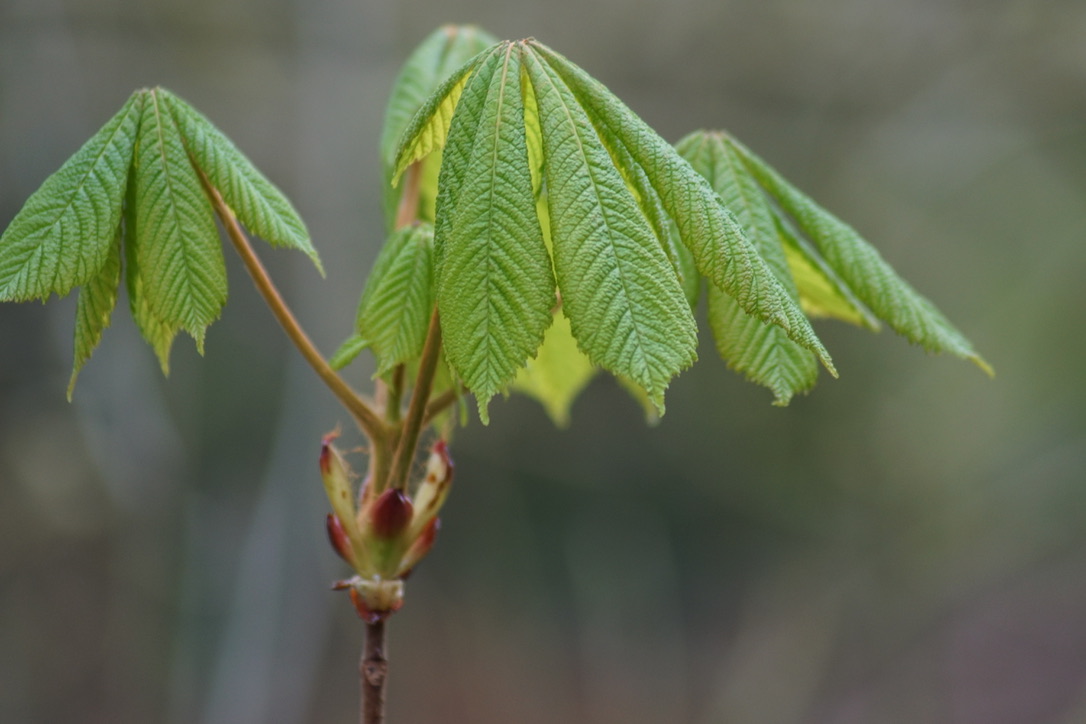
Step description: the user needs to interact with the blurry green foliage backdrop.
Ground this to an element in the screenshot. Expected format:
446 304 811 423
1 1 1084 723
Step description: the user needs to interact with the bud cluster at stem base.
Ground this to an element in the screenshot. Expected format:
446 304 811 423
320 433 454 622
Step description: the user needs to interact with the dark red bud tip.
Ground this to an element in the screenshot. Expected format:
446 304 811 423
370 489 413 539
319 429 342 475
326 513 354 563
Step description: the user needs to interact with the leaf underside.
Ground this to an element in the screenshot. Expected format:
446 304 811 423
0 87 322 392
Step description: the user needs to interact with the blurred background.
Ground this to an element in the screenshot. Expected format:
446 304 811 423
1 1 1083 722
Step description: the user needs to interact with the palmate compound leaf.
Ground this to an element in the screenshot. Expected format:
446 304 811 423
726 133 993 376
380 25 499 229
528 41 836 379
675 130 819 405
390 37 830 419
1 87 323 392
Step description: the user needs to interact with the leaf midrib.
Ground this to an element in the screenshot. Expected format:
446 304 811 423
476 43 516 384
31 96 138 296
528 49 654 376
147 89 207 325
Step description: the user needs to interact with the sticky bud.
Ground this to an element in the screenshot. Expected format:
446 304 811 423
370 489 413 540
409 440 454 540
326 513 355 564
319 432 359 543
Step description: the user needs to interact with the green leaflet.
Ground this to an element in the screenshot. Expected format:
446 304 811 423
124 174 179 374
511 309 597 427
132 88 227 351
380 25 498 228
162 90 323 274
354 223 437 376
677 131 818 405
329 333 369 371
436 43 556 422
529 41 835 378
68 228 122 398
776 213 878 329
391 44 502 186
523 45 697 413
728 134 993 375
0 91 142 301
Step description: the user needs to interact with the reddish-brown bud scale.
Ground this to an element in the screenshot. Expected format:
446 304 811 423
370 489 413 540
398 517 441 578
325 513 354 564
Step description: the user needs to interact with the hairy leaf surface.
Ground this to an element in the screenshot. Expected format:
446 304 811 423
124 178 179 373
132 88 226 351
437 43 556 421
729 135 992 374
524 45 696 412
354 223 437 376
162 90 322 273
531 41 834 377
0 92 141 301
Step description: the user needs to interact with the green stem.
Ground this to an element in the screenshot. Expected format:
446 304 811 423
385 309 443 492
200 173 388 443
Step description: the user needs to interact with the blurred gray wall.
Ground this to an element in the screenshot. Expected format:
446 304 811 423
2 1 1085 723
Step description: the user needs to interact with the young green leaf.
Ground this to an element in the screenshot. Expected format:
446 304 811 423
124 178 179 374
161 90 323 274
530 41 835 377
775 213 878 329
677 130 818 404
68 230 122 398
0 91 142 301
380 25 499 228
523 44 697 412
436 43 556 422
391 43 502 186
131 88 227 352
354 223 436 376
511 309 597 427
329 332 369 371
728 134 992 375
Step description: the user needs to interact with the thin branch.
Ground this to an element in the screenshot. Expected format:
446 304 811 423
385 308 443 492
420 385 465 428
361 620 389 724
199 172 388 442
